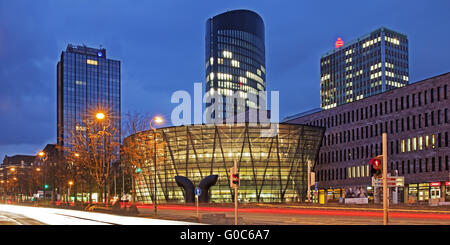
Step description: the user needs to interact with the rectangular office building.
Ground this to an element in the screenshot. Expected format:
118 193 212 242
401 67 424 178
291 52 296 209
57 44 121 153
321 27 409 110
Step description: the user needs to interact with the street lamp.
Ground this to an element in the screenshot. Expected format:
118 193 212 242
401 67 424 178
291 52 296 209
95 112 111 205
96 112 105 120
38 151 48 202
150 115 164 215
68 180 74 205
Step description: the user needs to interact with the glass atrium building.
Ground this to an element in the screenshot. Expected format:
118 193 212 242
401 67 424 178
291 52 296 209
205 10 266 121
123 123 324 204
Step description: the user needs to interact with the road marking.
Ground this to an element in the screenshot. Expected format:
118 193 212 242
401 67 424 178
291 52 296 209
0 215 23 225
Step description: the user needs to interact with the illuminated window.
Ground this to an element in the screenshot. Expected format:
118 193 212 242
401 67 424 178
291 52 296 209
412 137 417 151
222 50 232 59
86 59 98 65
418 136 423 150
231 60 240 68
425 135 429 149
431 134 436 149
401 139 405 152
210 57 214 65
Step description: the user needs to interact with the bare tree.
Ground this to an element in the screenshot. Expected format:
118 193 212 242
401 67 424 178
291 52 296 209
121 111 167 210
62 113 120 205
121 111 150 207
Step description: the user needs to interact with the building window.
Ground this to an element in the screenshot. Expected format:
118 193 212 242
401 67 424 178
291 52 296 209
431 88 434 103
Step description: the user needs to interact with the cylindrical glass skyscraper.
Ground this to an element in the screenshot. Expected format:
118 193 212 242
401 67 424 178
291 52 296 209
205 10 266 122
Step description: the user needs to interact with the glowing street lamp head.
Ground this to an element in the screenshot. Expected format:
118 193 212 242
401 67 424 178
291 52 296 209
10 167 15 172
154 116 164 124
96 112 105 120
95 112 105 120
68 180 74 186
38 151 45 157
74 153 80 158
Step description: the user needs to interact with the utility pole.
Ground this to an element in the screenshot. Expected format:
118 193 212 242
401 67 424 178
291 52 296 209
230 160 240 225
307 160 311 202
382 132 389 225
234 160 238 226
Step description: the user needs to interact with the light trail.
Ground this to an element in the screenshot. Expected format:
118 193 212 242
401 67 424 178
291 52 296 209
0 204 200 225
135 204 450 220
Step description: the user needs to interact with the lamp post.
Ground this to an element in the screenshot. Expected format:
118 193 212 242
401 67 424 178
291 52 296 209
150 116 163 215
68 180 73 205
38 151 48 203
9 168 16 202
95 112 111 205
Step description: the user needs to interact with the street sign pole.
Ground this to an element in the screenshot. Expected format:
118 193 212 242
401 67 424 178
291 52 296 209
196 195 199 219
382 132 389 225
195 187 201 220
234 160 238 226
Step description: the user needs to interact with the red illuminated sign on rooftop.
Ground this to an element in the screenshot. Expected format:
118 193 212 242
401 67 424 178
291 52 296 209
335 37 344 48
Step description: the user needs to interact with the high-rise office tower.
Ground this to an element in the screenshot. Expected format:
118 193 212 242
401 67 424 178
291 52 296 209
320 27 409 110
205 10 266 121
57 44 121 153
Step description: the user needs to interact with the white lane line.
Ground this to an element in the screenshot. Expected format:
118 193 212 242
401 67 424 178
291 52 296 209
0 214 23 225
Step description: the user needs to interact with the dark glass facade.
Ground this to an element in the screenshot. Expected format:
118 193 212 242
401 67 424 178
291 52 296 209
320 27 409 110
205 10 266 121
57 44 121 153
123 123 324 204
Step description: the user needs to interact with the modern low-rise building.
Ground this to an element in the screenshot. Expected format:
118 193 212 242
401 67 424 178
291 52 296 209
123 123 324 204
284 72 450 204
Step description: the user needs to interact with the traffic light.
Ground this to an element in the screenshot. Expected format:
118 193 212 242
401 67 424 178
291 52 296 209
370 155 383 179
135 168 142 174
229 167 240 188
232 173 240 186
44 184 49 189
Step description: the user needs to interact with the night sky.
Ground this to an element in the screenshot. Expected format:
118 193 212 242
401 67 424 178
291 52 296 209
0 0 449 158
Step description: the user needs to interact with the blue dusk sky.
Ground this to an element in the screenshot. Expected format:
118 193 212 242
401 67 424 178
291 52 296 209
0 0 449 158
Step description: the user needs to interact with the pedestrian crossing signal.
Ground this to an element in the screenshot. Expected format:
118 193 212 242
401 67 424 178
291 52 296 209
370 155 383 179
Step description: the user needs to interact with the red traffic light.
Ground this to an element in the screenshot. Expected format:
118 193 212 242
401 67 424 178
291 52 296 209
370 155 383 169
232 174 240 185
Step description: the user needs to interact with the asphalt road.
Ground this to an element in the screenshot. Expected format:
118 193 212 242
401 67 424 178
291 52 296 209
136 204 450 225
0 211 45 225
1 203 450 225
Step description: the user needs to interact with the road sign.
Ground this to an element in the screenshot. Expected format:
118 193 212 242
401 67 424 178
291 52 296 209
372 176 404 187
195 187 201 196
